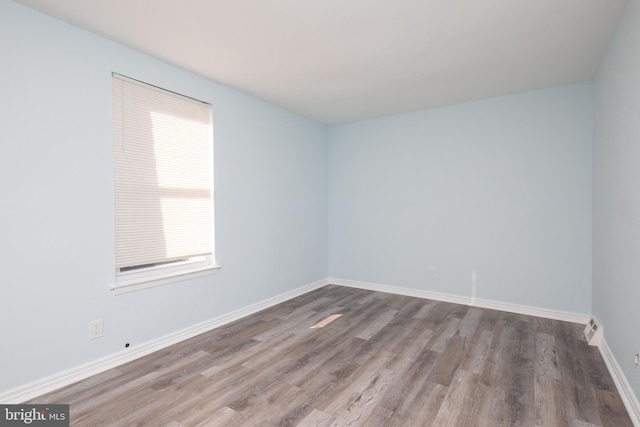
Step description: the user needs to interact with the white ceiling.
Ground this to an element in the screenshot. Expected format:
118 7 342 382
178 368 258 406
15 0 628 125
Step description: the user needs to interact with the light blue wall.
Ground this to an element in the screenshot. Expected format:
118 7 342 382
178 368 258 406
594 0 640 399
329 83 593 314
0 1 328 393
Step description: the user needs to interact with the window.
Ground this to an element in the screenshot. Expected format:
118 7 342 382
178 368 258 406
111 73 217 294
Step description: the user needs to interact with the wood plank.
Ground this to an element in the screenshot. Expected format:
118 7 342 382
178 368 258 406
554 320 604 426
379 326 434 372
413 300 437 319
428 335 466 386
378 346 440 415
534 377 569 427
534 332 568 427
230 382 303 426
193 406 244 427
460 329 493 375
535 332 561 381
318 348 393 415
458 307 484 338
593 388 635 427
432 369 488 427
392 381 449 427
428 317 461 352
296 408 337 427
333 367 395 425
480 316 536 427
353 309 398 340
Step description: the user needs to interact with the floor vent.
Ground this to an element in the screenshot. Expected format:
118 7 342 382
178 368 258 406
583 317 603 346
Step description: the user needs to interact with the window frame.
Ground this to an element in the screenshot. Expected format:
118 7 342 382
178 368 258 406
110 73 219 295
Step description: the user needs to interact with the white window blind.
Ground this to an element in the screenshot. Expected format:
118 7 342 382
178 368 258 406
112 74 214 277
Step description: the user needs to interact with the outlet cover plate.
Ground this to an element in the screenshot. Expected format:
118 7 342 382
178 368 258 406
89 319 103 339
427 267 437 278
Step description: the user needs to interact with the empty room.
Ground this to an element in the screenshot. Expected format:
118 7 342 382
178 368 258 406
2 0 640 425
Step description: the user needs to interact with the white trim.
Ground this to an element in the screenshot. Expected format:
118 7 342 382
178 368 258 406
329 278 591 324
0 278 329 404
596 322 640 426
111 264 221 295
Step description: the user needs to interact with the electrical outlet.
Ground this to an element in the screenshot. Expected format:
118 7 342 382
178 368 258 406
428 266 437 278
635 354 639 367
89 319 103 340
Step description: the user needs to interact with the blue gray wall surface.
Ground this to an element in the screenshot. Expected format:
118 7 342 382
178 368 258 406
594 0 640 399
328 83 593 314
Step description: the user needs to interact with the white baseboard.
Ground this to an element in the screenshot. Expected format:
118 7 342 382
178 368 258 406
0 278 329 404
596 327 640 426
329 278 591 324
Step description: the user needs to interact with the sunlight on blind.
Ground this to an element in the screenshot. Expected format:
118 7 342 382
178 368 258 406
150 112 213 260
113 74 214 271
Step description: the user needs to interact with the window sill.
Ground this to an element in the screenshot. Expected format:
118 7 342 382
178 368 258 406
111 264 220 295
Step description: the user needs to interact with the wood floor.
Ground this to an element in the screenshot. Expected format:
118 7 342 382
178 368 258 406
29 285 633 426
